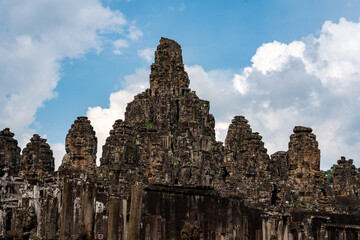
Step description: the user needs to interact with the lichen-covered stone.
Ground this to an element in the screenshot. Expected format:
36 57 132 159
333 157 359 197
150 37 190 89
332 157 360 210
0 128 21 177
99 119 141 193
287 126 332 210
59 116 97 175
268 151 290 206
270 151 288 180
120 38 221 188
222 116 271 205
123 87 220 187
21 134 54 180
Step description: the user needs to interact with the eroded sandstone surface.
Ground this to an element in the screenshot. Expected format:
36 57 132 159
21 134 54 181
1 37 360 239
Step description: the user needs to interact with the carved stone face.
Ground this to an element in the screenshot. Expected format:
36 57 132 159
62 117 97 174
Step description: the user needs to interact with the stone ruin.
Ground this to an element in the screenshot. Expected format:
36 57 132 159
1 37 360 239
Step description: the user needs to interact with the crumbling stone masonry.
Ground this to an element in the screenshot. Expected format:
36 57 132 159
0 128 21 177
1 38 360 239
21 134 54 181
332 156 360 212
59 116 97 175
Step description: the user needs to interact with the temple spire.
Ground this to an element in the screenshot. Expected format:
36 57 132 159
150 37 190 89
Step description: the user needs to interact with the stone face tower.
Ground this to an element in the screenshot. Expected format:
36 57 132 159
59 116 97 174
223 116 271 205
0 128 21 177
150 37 190 89
333 157 359 197
21 134 54 179
287 126 331 208
288 126 320 188
100 37 222 188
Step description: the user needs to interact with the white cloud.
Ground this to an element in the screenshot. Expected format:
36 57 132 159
112 39 129 54
138 48 155 63
251 41 305 75
126 22 143 40
0 0 142 163
233 68 251 95
51 143 66 170
113 50 122 55
215 121 232 143
113 39 129 48
230 18 360 169
183 18 360 169
87 68 149 164
303 18 360 94
168 3 186 11
89 18 360 170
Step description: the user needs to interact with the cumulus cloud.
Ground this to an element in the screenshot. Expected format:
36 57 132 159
138 48 156 63
206 18 360 169
87 68 149 164
126 22 143 40
113 39 129 54
251 41 305 75
89 17 360 170
51 143 66 170
0 0 142 166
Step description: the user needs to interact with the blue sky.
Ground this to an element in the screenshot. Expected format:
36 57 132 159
1 0 360 170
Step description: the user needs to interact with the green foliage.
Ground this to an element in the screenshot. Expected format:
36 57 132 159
173 157 179 165
308 203 317 212
143 122 152 129
321 164 336 186
294 200 317 212
202 130 210 136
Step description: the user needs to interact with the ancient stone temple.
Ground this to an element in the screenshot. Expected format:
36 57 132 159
1 37 360 240
0 128 21 177
59 116 97 175
21 134 54 181
223 116 271 205
332 157 360 211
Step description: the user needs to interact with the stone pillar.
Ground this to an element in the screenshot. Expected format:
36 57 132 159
127 183 143 240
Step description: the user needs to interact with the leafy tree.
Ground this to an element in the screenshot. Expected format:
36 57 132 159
321 164 336 186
